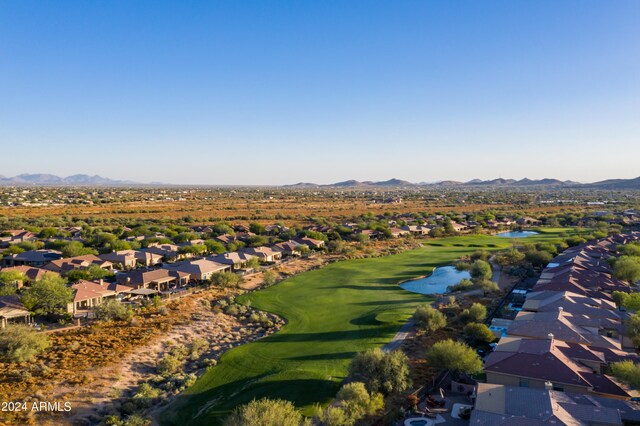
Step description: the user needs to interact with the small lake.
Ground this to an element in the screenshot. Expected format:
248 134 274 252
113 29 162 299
400 266 471 295
495 231 539 238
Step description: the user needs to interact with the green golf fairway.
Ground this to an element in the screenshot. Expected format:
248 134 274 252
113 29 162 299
161 230 581 425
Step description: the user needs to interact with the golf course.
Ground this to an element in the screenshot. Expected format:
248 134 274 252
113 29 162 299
161 229 581 425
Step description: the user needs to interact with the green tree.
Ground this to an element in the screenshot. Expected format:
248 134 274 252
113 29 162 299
525 250 553 267
211 271 241 288
413 305 446 332
463 323 495 344
348 348 411 395
614 256 640 284
21 274 73 317
470 260 492 280
495 248 525 266
94 299 133 321
626 314 640 347
249 223 266 234
426 339 483 375
204 239 226 254
0 270 27 293
225 398 308 426
0 324 50 362
610 360 640 388
66 264 114 282
62 241 97 258
620 243 640 257
460 303 487 323
318 382 384 426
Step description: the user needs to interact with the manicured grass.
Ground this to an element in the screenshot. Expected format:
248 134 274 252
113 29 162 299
161 230 580 425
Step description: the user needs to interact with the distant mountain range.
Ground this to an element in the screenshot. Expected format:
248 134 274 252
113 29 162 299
1 174 639 189
284 176 640 190
0 174 142 186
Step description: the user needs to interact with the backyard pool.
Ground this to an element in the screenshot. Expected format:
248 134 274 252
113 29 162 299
495 231 539 238
400 266 471 295
404 419 434 426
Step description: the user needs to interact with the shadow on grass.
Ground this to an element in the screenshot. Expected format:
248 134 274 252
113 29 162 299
163 377 338 426
350 312 383 326
287 351 356 361
260 327 400 342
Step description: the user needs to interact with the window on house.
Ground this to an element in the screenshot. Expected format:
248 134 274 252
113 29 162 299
519 378 529 388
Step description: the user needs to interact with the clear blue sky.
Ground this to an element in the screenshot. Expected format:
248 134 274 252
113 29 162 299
1 1 639 185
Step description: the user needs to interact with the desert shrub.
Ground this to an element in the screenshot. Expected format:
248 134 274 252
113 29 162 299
413 305 446 331
211 272 241 288
463 323 496 344
448 278 474 292
0 324 50 362
348 348 410 395
157 354 182 375
426 339 483 375
460 303 487 324
95 299 133 322
225 398 308 426
263 270 277 286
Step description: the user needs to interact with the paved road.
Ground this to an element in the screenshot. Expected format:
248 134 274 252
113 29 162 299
383 319 416 352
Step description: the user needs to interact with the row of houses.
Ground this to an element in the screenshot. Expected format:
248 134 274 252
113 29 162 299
0 236 326 321
471 232 640 424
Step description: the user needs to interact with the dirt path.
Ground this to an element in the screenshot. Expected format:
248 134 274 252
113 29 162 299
72 302 277 425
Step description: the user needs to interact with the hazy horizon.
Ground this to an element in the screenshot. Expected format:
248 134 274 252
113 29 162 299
2 1 639 185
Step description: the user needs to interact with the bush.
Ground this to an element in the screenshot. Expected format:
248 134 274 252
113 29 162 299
348 348 410 395
0 324 50 362
470 260 492 280
463 323 495 344
460 303 486 324
94 299 133 322
413 305 446 332
448 278 474 292
225 398 308 426
610 360 640 388
614 256 640 284
211 272 241 288
426 339 483 375
157 354 183 375
263 270 277 286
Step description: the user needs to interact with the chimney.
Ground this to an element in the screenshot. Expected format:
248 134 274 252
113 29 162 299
544 381 553 390
99 279 104 286
548 333 554 343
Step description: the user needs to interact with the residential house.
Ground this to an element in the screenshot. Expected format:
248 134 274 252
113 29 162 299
0 229 37 248
0 265 58 288
117 268 189 291
43 254 113 275
68 279 133 314
506 309 623 350
273 240 303 257
485 336 632 399
208 252 257 271
100 250 162 269
3 250 63 267
293 236 325 249
163 259 231 281
144 244 182 261
470 383 639 425
0 295 30 328
242 246 282 263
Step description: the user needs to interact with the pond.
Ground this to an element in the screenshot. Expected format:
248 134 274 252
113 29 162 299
400 266 471 295
495 231 539 238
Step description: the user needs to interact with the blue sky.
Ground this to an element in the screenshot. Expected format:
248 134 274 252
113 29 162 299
1 1 639 185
